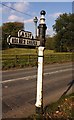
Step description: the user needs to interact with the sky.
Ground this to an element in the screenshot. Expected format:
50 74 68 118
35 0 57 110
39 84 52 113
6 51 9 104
0 0 73 37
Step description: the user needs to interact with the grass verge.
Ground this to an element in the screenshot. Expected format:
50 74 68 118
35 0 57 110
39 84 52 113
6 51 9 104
26 93 74 120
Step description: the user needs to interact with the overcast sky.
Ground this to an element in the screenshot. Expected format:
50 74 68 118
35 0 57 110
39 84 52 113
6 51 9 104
0 1 73 37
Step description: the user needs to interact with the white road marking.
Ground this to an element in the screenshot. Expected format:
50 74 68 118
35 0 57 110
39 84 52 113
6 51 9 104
1 75 36 84
1 68 72 84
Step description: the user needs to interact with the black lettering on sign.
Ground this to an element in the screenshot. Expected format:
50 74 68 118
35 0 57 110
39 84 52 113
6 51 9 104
25 33 27 38
18 30 32 39
32 40 37 46
23 39 25 44
7 35 40 46
12 38 18 43
19 38 23 43
21 32 24 37
29 40 32 45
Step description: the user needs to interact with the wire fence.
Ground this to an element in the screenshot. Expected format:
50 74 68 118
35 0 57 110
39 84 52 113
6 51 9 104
1 53 73 70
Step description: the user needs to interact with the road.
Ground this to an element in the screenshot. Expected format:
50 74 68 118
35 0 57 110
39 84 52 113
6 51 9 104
1 62 73 118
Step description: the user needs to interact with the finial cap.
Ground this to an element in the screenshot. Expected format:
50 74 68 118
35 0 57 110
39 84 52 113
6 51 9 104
40 10 46 15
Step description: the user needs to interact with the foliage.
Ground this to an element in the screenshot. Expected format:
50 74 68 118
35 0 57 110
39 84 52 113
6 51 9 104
44 93 74 120
53 13 74 52
1 22 24 49
1 48 73 70
45 36 55 50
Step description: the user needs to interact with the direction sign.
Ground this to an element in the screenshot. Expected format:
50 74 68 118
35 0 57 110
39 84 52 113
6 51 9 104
18 30 33 39
7 36 40 47
7 30 40 47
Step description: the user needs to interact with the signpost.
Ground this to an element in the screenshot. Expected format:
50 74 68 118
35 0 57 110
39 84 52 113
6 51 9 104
7 10 47 118
7 36 40 47
18 30 33 39
35 10 47 115
7 30 40 47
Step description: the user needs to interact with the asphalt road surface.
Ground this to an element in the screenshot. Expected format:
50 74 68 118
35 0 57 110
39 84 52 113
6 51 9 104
1 62 73 118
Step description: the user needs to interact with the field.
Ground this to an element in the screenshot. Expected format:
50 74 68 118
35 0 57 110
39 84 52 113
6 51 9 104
1 48 73 70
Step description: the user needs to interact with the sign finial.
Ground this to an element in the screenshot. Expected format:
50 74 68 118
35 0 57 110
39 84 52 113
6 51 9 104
40 10 46 15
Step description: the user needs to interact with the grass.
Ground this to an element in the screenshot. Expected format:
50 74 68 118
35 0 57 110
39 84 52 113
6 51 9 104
25 93 74 120
2 48 37 55
1 48 73 70
44 93 74 119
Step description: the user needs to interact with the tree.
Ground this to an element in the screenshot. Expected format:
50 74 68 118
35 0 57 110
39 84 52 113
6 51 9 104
2 22 24 49
45 36 55 50
53 13 74 52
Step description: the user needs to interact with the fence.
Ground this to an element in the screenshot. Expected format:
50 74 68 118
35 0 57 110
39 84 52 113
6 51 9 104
2 53 73 70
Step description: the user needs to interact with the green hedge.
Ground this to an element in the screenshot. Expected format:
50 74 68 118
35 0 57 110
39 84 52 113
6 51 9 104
2 53 73 70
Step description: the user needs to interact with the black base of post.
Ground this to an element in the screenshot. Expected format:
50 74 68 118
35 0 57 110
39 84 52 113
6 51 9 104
36 106 44 120
36 106 43 115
